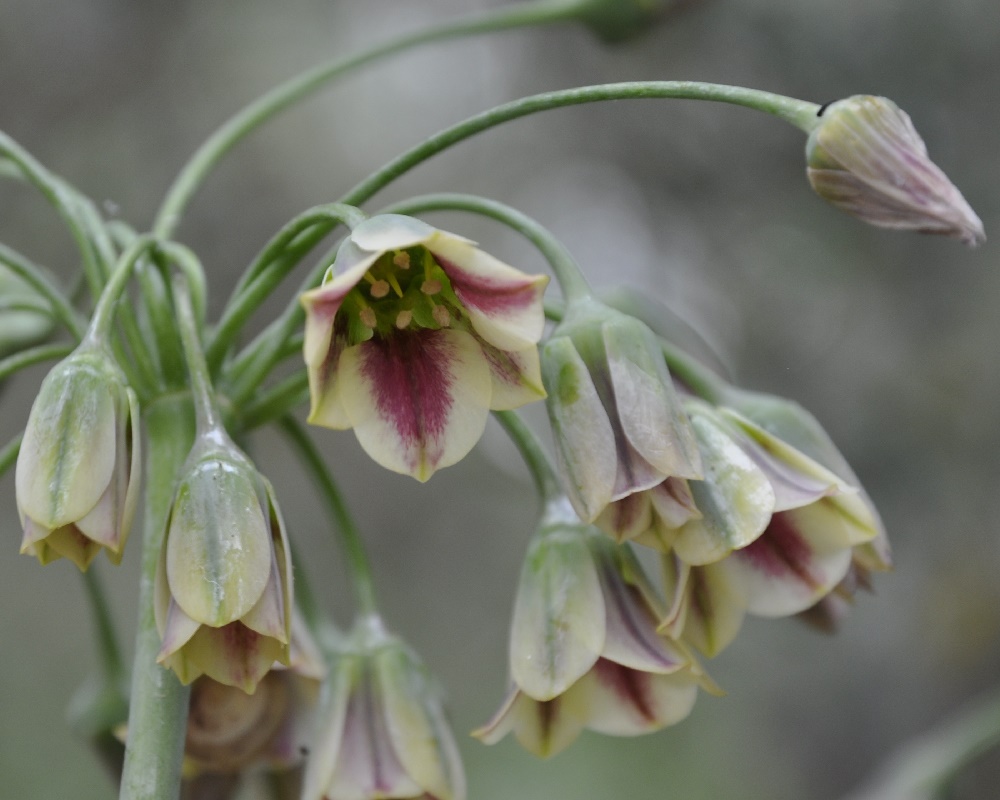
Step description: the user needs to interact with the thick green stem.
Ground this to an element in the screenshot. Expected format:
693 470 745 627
0 242 87 339
278 416 379 617
341 82 819 210
493 410 563 505
383 193 592 302
151 0 583 238
119 394 196 800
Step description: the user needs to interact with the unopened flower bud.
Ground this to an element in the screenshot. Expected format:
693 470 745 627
16 344 140 570
806 95 985 246
155 431 293 694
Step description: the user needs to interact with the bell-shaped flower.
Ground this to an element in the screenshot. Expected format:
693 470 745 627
155 430 293 694
301 214 548 482
806 95 985 245
181 611 326 778
541 297 702 524
16 343 140 570
474 503 714 758
302 615 465 800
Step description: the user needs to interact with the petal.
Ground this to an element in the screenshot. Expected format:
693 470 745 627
338 329 492 481
178 622 287 693
430 234 548 352
475 337 546 411
22 524 102 570
349 214 439 253
16 361 115 527
511 531 605 701
650 478 700 528
604 319 702 482
377 644 466 800
166 460 273 626
541 336 617 522
576 659 700 736
716 408 855 511
725 506 855 617
594 542 688 674
302 656 354 800
661 555 746 658
595 492 653 543
472 687 586 760
306 336 352 430
157 599 202 663
671 410 775 566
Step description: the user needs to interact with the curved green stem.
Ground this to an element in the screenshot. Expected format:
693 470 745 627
151 0 584 239
0 242 87 339
341 82 819 210
207 204 366 373
172 269 222 435
278 415 379 617
382 193 591 301
0 343 74 382
0 131 108 296
0 433 21 480
240 371 309 431
119 394 196 800
493 410 563 505
81 568 125 686
87 236 156 345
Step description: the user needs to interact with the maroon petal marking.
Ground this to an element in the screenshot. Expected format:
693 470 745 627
435 254 540 316
738 512 819 589
592 659 656 724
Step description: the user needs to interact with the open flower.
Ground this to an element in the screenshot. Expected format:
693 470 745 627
301 214 548 481
155 431 293 693
302 615 465 800
541 297 702 524
806 95 985 245
16 343 140 570
475 503 713 758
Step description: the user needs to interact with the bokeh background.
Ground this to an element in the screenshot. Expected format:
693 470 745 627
2 1 999 797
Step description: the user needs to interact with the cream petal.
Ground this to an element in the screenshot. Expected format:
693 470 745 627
166 460 273 626
650 478 700 528
28 525 102 570
726 506 855 617
671 410 775 566
476 688 587 760
604 320 702 481
511 531 604 701
430 234 548 352
377 645 466 800
302 656 355 800
16 362 116 527
306 338 351 430
673 561 746 658
541 336 617 522
475 338 546 411
180 623 287 693
338 329 492 481
349 213 438 253
578 660 700 736
157 598 202 661
595 492 653 543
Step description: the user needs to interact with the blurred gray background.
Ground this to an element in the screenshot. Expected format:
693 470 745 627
2 1 999 797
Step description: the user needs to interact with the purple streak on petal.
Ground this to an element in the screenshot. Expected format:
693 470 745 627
739 512 819 589
592 659 656 724
359 331 456 448
435 254 539 316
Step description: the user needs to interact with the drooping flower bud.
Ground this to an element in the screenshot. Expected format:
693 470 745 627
155 430 293 694
806 95 985 245
302 616 465 800
301 214 547 482
16 343 140 570
475 501 714 758
541 297 702 524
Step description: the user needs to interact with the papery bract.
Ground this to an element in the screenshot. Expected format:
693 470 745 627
301 214 547 482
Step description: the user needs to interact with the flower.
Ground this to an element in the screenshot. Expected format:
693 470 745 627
474 502 713 758
16 343 140 570
806 95 985 246
302 615 465 800
155 431 293 693
301 214 548 482
181 611 326 777
656 391 890 656
541 297 702 524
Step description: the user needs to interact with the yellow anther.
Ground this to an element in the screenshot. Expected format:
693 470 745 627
370 280 390 299
359 308 377 328
393 251 411 269
421 279 442 296
395 310 413 329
